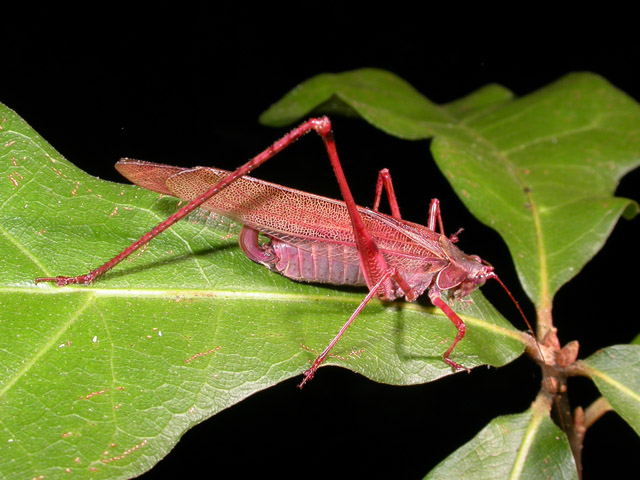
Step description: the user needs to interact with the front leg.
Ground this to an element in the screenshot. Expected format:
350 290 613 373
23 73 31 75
428 290 469 372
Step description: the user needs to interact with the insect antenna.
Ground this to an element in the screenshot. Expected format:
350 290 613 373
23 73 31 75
487 272 545 363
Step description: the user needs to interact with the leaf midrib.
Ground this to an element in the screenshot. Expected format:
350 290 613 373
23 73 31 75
452 119 549 311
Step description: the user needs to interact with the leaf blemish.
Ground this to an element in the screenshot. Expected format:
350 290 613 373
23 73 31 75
100 439 148 463
185 346 221 363
51 166 66 177
81 388 109 400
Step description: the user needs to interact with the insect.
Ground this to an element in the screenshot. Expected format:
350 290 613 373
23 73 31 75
36 116 527 388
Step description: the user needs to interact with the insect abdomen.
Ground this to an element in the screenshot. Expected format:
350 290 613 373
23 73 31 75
271 239 366 286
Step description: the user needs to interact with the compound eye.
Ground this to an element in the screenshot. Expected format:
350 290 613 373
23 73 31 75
475 273 487 286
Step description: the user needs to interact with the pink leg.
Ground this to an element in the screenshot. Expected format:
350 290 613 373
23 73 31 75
373 168 402 219
427 198 464 243
298 269 397 388
36 116 412 300
427 199 468 370
317 125 415 301
36 119 336 285
429 294 469 372
427 198 445 235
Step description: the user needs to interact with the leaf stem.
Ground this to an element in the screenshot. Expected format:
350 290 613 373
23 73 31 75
583 397 613 429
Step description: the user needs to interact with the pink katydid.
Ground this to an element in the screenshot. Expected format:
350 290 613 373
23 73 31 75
36 116 532 387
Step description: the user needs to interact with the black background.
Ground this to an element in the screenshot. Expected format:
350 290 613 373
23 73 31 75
4 4 639 479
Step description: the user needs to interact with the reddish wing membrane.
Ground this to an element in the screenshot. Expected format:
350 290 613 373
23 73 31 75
116 159 449 296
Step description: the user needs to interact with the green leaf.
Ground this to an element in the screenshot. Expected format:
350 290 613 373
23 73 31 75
0 102 524 478
261 69 640 310
260 68 514 139
425 398 577 479
581 345 640 435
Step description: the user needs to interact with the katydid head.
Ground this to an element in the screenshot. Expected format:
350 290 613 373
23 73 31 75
436 237 495 300
436 237 533 336
452 254 495 299
437 247 542 363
